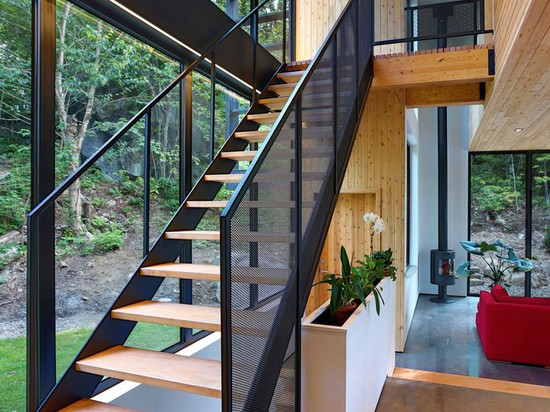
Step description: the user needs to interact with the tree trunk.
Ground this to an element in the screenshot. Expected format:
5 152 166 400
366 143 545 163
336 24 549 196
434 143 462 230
69 20 102 233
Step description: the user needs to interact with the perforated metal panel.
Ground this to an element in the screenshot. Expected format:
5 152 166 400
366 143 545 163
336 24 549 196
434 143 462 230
412 0 480 38
221 0 373 410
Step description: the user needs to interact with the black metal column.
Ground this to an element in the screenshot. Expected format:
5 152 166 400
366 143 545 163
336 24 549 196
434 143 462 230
180 64 193 341
437 107 448 251
431 6 455 304
28 0 57 409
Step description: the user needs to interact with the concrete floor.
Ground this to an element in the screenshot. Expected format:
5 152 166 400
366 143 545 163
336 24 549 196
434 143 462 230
396 294 550 386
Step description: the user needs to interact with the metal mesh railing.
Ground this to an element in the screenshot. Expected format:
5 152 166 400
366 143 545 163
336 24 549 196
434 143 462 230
221 0 373 410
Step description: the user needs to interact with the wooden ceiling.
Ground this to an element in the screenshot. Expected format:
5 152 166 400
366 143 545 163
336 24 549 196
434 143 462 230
469 1 550 151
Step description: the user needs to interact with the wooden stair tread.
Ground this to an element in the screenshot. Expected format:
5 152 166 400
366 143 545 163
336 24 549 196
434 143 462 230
234 130 269 142
268 83 298 97
140 263 220 281
285 60 310 71
277 70 306 83
258 97 289 111
76 346 221 398
220 150 258 161
186 200 227 208
165 230 220 240
204 173 243 183
60 399 136 412
247 112 280 125
112 301 220 331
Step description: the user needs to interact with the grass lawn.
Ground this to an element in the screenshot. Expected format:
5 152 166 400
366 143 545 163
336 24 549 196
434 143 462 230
0 324 181 411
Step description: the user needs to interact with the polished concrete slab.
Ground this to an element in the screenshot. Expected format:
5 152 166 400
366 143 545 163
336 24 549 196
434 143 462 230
376 377 550 412
396 294 550 386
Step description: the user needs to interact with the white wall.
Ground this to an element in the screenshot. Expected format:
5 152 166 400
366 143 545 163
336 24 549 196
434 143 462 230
403 109 420 344
418 106 469 296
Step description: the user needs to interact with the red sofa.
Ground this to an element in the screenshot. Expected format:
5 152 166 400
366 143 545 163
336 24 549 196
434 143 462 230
476 285 550 366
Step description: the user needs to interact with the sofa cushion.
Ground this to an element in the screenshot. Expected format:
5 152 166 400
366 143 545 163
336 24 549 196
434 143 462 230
491 284 509 301
499 296 550 306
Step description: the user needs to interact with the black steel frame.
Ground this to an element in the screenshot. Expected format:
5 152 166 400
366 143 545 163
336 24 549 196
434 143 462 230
220 0 374 410
377 0 491 48
467 150 550 298
28 0 294 409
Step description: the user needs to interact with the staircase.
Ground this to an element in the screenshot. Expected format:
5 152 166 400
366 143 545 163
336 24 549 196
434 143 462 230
30 0 374 410
38 60 311 411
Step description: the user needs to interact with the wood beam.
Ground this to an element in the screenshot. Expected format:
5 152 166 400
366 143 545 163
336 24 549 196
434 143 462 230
405 83 486 108
372 48 494 89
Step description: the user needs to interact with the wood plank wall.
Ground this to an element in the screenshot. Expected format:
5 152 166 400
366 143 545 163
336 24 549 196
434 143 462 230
374 0 405 55
306 89 406 350
296 0 405 60
493 0 531 82
296 0 349 60
469 0 550 151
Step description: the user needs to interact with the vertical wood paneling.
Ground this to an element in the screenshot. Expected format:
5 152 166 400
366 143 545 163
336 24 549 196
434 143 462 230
296 0 405 60
306 89 406 350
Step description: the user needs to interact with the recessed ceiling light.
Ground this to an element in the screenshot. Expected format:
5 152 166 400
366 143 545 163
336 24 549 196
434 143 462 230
514 128 524 132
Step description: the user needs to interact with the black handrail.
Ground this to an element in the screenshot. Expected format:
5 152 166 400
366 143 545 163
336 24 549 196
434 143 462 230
373 29 493 46
28 0 290 408
221 0 372 409
27 0 272 221
222 0 356 218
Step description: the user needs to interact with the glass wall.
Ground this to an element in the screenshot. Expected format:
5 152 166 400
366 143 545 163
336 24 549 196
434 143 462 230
531 154 550 297
469 153 550 297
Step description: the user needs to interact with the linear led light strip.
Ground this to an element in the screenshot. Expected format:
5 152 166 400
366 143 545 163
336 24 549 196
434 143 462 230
108 0 259 93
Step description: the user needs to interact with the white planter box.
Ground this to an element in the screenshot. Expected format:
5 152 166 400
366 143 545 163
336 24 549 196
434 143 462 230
301 277 396 412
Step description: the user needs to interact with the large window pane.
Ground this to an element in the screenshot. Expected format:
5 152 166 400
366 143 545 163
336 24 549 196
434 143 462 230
469 154 526 295
531 154 550 297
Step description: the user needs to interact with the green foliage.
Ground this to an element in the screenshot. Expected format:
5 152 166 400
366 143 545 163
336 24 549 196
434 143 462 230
313 246 365 316
0 141 30 234
92 228 124 252
470 154 526 220
353 249 397 315
0 242 25 271
457 240 535 287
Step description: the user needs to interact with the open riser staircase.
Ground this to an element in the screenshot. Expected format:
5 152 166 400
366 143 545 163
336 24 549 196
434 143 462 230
33 0 374 410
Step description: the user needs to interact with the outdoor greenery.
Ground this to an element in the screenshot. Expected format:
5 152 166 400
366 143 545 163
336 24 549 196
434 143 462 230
471 154 550 223
0 1 254 410
0 324 180 412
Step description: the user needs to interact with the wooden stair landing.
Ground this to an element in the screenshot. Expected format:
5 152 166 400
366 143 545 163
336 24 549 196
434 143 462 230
76 346 221 398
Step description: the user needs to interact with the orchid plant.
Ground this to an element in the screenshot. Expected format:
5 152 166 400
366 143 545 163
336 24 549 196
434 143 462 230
363 212 385 256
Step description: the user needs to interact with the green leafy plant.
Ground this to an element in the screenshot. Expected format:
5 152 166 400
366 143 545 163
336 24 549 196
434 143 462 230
369 249 397 281
313 246 365 315
92 228 125 252
352 250 396 315
456 240 535 287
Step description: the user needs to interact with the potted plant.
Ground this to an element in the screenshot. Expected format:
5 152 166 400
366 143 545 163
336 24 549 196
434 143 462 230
353 249 397 315
313 246 365 324
456 239 535 287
